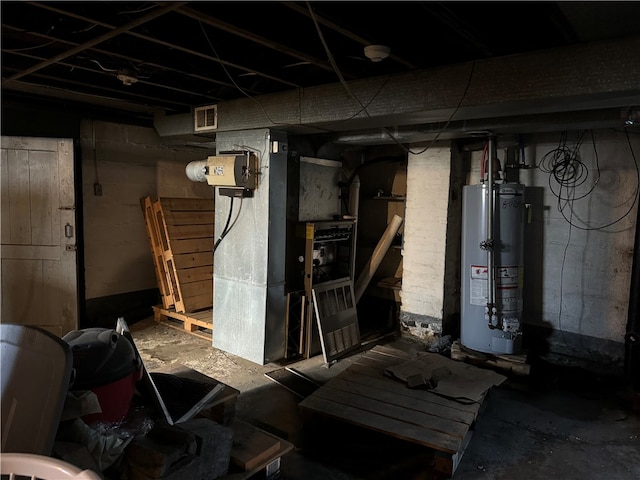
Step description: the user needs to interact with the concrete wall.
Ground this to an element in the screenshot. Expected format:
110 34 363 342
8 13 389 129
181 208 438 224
80 120 211 300
400 144 452 340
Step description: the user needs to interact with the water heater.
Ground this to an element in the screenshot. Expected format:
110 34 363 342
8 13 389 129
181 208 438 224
461 182 526 354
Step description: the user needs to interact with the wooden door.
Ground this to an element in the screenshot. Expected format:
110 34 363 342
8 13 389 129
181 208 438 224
0 136 78 336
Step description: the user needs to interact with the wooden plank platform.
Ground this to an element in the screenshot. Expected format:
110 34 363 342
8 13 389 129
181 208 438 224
450 340 531 376
153 305 213 341
299 344 490 477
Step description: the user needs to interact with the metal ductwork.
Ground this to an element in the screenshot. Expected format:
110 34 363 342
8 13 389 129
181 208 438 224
329 108 635 146
153 111 217 148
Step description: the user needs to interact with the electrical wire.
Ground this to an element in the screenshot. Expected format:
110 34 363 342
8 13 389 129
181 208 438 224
308 1 478 155
213 196 234 253
198 20 297 128
195 2 477 145
307 2 413 151
3 41 55 52
118 4 157 14
406 60 476 156
213 195 245 253
341 155 404 188
90 59 118 72
72 24 97 33
539 129 639 231
226 196 244 233
549 128 639 350
557 184 574 347
320 74 393 126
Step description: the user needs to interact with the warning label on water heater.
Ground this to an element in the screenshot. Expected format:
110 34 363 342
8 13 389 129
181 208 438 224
470 265 522 306
470 266 488 305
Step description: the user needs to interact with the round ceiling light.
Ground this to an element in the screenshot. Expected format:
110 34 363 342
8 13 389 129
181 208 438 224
117 70 138 86
364 45 391 63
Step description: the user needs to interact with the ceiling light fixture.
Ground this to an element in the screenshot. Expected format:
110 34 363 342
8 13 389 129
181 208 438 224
364 44 391 63
116 70 138 86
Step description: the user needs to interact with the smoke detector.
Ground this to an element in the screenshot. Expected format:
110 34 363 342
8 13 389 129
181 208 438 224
364 45 391 62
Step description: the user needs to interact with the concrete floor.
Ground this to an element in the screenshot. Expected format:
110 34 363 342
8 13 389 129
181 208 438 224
129 317 640 480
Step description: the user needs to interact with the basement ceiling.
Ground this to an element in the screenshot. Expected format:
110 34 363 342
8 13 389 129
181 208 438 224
2 1 640 132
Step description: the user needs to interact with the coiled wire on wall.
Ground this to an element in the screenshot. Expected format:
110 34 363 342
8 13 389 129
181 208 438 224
537 129 639 231
538 130 593 206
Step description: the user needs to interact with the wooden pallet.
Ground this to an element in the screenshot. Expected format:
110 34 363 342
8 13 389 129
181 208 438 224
153 305 213 341
142 196 215 313
299 344 488 477
450 340 531 376
141 196 174 309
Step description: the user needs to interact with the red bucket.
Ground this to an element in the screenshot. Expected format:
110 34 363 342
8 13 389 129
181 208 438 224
63 328 143 424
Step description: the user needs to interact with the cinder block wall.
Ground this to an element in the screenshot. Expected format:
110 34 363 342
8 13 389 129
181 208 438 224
80 120 211 324
400 144 452 342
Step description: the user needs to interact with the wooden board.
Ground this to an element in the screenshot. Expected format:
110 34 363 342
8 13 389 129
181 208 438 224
299 344 489 477
230 419 281 471
223 431 293 480
450 340 531 376
153 305 213 341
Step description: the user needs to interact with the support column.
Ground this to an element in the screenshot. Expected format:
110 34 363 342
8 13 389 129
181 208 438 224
400 144 452 342
212 129 288 365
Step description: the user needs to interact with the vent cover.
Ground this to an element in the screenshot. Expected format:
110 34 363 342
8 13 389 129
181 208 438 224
194 105 217 132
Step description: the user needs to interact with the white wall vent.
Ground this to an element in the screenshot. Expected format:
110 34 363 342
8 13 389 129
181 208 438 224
194 105 218 132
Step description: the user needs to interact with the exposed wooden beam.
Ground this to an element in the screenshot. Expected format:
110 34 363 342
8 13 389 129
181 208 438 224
26 2 299 88
3 2 187 84
2 80 162 116
3 66 192 109
3 50 224 102
419 3 494 58
126 30 299 88
176 5 343 76
2 23 259 94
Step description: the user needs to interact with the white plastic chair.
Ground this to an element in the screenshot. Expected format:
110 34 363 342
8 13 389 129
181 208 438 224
0 452 102 479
